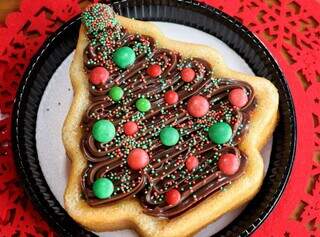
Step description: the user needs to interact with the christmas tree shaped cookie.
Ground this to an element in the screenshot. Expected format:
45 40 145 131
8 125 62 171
63 3 278 236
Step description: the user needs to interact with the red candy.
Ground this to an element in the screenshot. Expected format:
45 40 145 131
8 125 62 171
218 153 240 176
147 64 162 77
128 148 149 170
228 88 248 108
123 121 138 136
187 95 209 118
185 155 199 171
90 67 110 85
164 90 179 105
165 189 181 205
181 68 195 82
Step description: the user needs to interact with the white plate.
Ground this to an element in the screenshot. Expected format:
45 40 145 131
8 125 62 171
36 22 272 237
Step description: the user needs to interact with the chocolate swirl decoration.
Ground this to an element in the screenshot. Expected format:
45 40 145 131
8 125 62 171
140 147 246 217
80 5 255 218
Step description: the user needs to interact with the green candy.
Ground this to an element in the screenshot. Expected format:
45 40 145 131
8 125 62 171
208 122 232 144
92 119 116 143
160 126 180 146
109 86 124 102
136 98 151 112
113 47 136 69
92 178 114 199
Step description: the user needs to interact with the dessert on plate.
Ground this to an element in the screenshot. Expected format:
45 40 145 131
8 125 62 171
63 3 278 237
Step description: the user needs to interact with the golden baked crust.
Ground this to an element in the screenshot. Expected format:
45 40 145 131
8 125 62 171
62 15 279 237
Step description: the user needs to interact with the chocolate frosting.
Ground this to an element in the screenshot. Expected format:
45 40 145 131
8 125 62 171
80 4 255 218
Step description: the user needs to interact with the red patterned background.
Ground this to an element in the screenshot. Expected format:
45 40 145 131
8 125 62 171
0 0 319 236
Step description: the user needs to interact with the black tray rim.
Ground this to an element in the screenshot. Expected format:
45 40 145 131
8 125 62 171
12 1 297 236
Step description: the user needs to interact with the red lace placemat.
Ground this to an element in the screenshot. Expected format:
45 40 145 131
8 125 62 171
0 0 319 236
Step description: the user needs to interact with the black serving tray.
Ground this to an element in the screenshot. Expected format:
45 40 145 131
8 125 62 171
12 0 296 236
